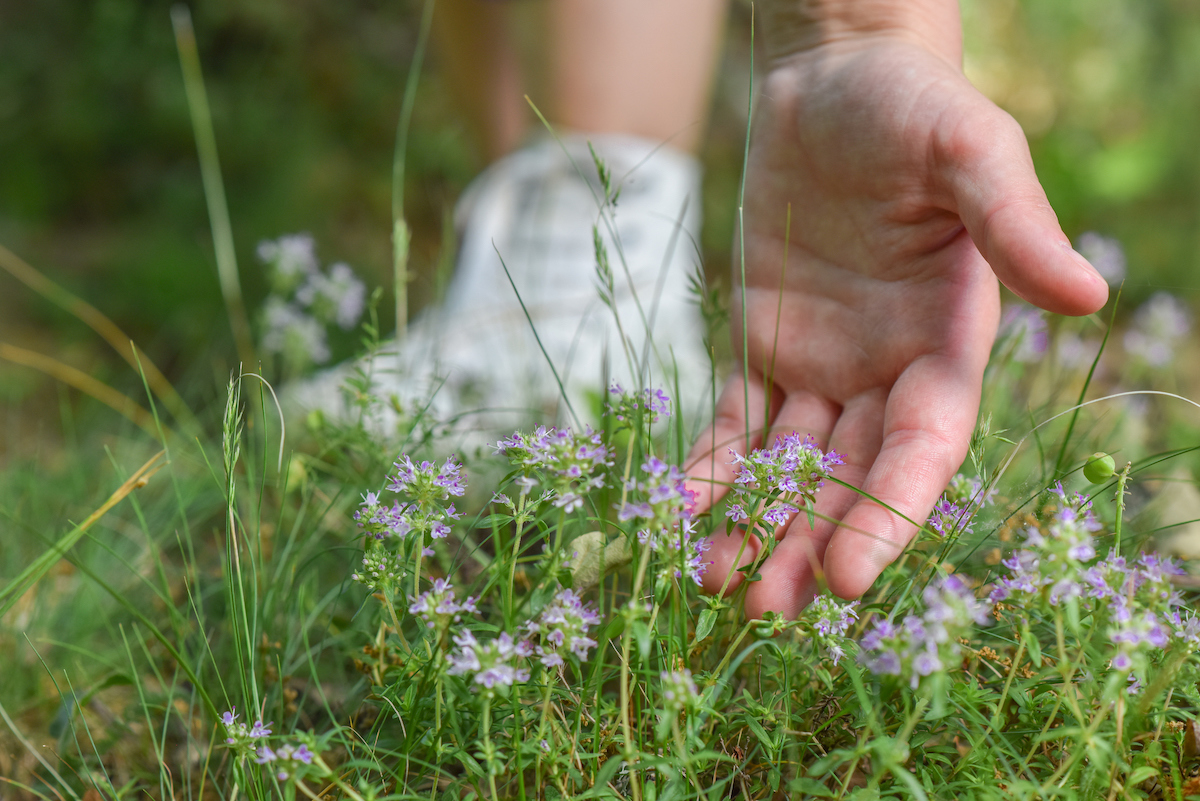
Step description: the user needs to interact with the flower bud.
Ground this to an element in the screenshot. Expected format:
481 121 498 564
1083 452 1116 484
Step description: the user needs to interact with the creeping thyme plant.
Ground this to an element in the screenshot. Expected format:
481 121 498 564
6 219 1200 798
6 277 1200 799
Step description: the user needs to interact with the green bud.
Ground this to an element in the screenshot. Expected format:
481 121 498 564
1083 452 1116 484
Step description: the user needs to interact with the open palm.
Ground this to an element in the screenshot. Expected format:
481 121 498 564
686 39 1108 618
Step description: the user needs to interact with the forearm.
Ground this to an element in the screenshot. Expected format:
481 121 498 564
761 0 962 66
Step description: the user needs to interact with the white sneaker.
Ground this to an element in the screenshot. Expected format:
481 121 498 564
288 133 712 437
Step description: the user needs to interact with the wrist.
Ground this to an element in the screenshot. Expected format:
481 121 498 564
762 0 962 66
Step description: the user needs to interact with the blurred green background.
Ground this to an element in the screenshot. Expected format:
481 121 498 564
1 0 1198 459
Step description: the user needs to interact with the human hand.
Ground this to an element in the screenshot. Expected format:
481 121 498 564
685 11 1109 618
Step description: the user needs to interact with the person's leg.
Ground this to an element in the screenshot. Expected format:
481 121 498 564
292 1 729 433
436 0 727 160
544 0 726 155
432 0 528 161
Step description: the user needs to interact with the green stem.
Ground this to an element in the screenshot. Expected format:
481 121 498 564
1113 461 1132 553
170 6 257 371
391 0 435 336
481 695 499 801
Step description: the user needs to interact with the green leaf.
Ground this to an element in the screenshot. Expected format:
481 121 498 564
1127 766 1158 785
633 620 652 661
789 778 834 797
694 609 718 644
1023 622 1042 668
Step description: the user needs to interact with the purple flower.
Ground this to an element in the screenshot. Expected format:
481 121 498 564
409 578 478 630
447 631 532 689
261 297 330 365
523 588 602 667
989 485 1103 606
257 233 319 291
726 433 843 530
496 426 611 508
221 708 273 748
660 669 700 713
607 385 673 423
1076 231 1126 286
255 741 319 781
860 575 985 688
1000 304 1050 363
805 595 859 665
619 457 698 535
296 261 366 330
1125 292 1191 368
927 498 971 537
1169 610 1200 649
389 455 466 500
638 522 712 586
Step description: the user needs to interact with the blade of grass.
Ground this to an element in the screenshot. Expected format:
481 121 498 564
0 449 167 620
171 5 257 371
391 0 436 337
0 243 201 435
0 341 164 440
494 246 581 429
737 4 756 453
1053 286 1122 477
0 696 78 801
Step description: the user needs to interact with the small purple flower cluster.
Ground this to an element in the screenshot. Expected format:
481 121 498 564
926 474 993 537
619 456 697 529
355 456 466 542
999 304 1050 363
409 578 478 630
352 456 465 591
618 456 709 585
221 708 318 782
522 588 602 668
296 261 366 331
607 383 672 423
660 668 700 714
803 594 860 665
989 484 1195 678
353 490 413 540
447 631 533 690
1125 291 1191 368
262 297 331 365
495 426 612 512
258 233 319 292
926 498 972 537
724 433 844 527
989 484 1100 605
638 523 712 586
859 575 988 688
221 708 271 748
1168 609 1200 651
438 586 606 687
389 455 467 500
256 234 365 366
255 741 316 782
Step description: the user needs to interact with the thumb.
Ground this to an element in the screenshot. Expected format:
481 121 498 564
938 99 1108 316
